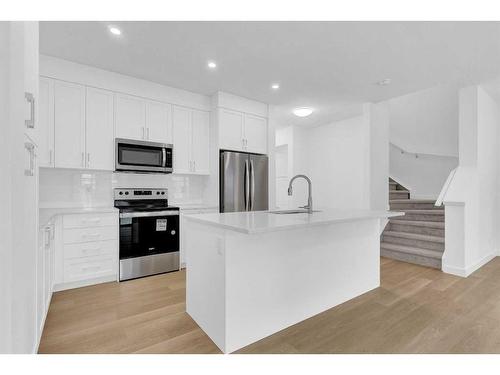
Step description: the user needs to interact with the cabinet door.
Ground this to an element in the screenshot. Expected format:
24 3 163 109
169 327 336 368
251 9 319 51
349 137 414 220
86 87 114 170
54 81 86 169
38 77 54 167
146 101 172 144
172 106 192 174
191 110 210 175
244 114 268 154
115 94 146 141
219 108 244 151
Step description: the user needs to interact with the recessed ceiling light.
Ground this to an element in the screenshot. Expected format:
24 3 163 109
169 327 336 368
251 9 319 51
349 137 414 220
207 61 217 69
271 83 280 90
293 108 314 117
376 78 392 86
108 26 122 36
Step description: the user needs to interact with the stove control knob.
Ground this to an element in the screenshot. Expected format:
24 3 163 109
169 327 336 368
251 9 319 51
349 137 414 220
157 192 160 195
171 230 176 235
119 192 123 195
161 192 165 195
125 191 129 195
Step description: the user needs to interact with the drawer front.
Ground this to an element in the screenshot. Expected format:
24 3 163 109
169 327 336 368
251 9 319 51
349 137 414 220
63 213 117 229
63 256 116 283
64 240 117 260
63 226 117 244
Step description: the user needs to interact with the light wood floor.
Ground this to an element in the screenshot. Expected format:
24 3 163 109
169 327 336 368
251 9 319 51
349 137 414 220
38 257 500 354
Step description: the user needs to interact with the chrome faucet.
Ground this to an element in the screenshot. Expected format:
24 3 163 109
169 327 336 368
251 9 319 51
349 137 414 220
288 174 313 214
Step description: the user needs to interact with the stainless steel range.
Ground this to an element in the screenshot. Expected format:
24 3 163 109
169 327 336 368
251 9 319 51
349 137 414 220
114 188 180 281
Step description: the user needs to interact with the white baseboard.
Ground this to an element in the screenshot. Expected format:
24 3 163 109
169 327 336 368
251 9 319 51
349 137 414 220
443 252 499 278
54 274 118 292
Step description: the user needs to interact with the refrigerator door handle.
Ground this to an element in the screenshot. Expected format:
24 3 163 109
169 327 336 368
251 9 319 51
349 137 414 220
244 159 250 211
250 159 255 211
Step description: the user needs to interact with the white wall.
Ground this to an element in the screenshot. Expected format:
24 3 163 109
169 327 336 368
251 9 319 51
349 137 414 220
388 84 459 157
273 104 389 212
389 144 459 200
442 85 500 277
39 169 209 208
386 84 459 199
308 115 370 210
0 21 13 353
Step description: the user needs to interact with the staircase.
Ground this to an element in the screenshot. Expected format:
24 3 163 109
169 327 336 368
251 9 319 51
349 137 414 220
381 178 445 269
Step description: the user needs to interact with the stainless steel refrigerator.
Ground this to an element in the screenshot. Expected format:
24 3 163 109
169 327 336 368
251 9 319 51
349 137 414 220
220 151 269 213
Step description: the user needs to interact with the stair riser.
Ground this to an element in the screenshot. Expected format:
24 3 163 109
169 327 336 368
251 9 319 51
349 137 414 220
389 223 444 237
396 213 444 222
389 192 409 200
382 235 444 251
390 203 441 210
381 249 442 269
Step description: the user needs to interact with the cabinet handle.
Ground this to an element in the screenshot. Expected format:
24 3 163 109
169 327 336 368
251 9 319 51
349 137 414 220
141 127 145 139
24 142 35 176
25 92 35 129
87 153 90 168
147 128 150 140
81 152 85 167
193 160 196 172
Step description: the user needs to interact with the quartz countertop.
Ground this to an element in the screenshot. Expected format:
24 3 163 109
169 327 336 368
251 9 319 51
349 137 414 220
183 209 404 234
39 206 118 227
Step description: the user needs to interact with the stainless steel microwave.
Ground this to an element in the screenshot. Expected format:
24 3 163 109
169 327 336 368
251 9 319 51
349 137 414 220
115 138 173 174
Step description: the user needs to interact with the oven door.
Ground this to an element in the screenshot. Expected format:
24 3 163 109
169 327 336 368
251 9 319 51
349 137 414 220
119 211 179 260
115 138 173 173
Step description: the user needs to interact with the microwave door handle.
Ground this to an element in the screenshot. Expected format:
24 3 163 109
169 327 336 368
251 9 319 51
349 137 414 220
162 148 166 168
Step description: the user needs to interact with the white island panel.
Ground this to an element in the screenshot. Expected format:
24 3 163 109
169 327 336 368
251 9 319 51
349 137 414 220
185 210 401 353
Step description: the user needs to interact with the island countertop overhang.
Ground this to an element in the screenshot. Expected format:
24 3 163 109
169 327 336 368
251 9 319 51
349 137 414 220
183 209 404 234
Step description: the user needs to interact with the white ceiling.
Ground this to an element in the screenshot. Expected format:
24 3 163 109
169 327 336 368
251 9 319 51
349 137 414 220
40 21 500 127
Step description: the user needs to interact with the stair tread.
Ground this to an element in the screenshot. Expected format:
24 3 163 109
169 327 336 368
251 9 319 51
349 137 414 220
394 209 444 214
390 199 436 204
383 230 444 243
380 242 443 259
390 190 409 194
389 219 444 228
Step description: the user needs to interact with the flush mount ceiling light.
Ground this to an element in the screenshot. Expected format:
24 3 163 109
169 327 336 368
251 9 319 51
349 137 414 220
271 83 280 90
108 26 122 36
376 78 392 86
207 61 217 69
293 108 314 117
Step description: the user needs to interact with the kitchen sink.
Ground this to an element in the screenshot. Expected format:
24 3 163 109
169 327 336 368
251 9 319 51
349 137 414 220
269 209 322 214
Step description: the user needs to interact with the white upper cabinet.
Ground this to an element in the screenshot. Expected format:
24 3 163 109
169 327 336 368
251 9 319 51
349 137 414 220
172 106 192 174
115 93 146 141
243 114 267 154
85 87 114 170
115 94 171 144
219 109 244 151
146 101 172 144
54 80 86 169
191 109 210 174
218 108 267 154
38 77 54 167
172 106 210 175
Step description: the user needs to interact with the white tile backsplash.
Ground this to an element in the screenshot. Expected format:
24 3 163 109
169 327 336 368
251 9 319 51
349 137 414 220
39 168 208 208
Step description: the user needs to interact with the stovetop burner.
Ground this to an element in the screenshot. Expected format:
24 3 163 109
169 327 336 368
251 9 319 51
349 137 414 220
113 188 178 212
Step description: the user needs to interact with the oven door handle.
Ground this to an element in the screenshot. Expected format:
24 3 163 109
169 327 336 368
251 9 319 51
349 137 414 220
120 210 179 219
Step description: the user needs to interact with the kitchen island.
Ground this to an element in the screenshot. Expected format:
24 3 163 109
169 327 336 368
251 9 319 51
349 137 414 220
184 209 403 353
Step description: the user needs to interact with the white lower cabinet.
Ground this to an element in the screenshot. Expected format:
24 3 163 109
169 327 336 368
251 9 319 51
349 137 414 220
54 212 119 291
37 223 55 343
